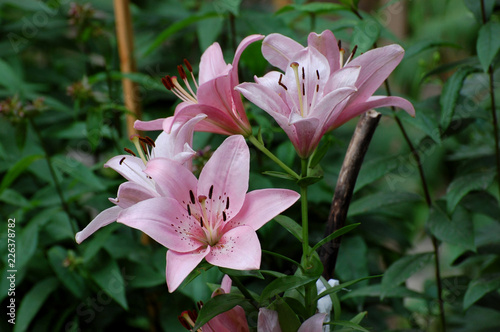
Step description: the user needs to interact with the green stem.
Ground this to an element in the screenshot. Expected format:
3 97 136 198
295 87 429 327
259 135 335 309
300 159 309 259
229 275 259 309
30 118 78 235
248 135 300 179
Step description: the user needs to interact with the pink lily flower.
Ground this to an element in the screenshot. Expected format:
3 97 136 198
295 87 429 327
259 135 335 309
75 114 206 244
117 135 300 292
136 34 264 137
258 308 327 332
237 30 415 158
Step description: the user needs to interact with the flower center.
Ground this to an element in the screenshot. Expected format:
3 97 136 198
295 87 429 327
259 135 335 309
162 59 198 104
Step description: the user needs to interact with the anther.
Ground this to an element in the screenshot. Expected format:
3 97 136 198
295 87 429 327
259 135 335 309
226 197 230 210
139 136 153 147
302 67 305 80
278 74 288 90
302 82 305 96
338 40 341 50
316 70 320 80
183 59 193 72
161 77 173 90
145 136 155 147
189 190 195 204
200 217 204 228
187 204 191 216
177 65 187 80
124 147 136 156
222 211 227 222
208 185 213 199
119 157 126 165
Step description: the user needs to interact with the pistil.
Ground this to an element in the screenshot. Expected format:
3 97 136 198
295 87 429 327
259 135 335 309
290 62 304 117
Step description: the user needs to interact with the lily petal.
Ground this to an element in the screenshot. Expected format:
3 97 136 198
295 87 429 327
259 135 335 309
205 225 261 270
75 206 122 244
258 308 282 332
110 181 158 209
224 189 300 231
297 313 327 332
307 30 340 73
331 95 415 130
198 135 249 217
199 43 232 85
117 197 204 253
262 33 304 71
166 247 210 292
105 155 154 191
134 118 164 131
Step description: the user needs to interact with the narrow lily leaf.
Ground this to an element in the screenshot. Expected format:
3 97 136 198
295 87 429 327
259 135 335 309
275 296 302 332
477 22 500 72
219 267 264 279
327 320 370 332
87 251 128 310
47 246 85 299
276 3 345 15
14 277 59 332
143 12 219 56
404 40 460 59
354 155 400 193
0 154 43 195
463 275 500 310
314 275 382 302
446 170 496 213
262 171 297 181
311 224 360 253
349 192 422 216
350 311 368 324
439 66 477 131
464 0 495 22
260 275 317 304
352 18 381 53
381 253 433 296
262 250 302 269
274 215 303 242
51 155 106 191
427 203 475 251
192 294 248 330
342 284 428 300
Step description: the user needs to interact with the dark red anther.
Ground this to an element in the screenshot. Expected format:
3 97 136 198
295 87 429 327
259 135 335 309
222 211 227 222
145 136 155 147
200 217 204 228
316 70 320 80
124 147 136 156
338 40 341 49
302 67 305 80
183 59 193 72
278 74 288 90
119 157 126 165
187 204 191 216
208 185 213 199
189 190 195 204
177 65 187 80
226 197 230 210
178 315 191 330
161 76 172 90
350 45 358 58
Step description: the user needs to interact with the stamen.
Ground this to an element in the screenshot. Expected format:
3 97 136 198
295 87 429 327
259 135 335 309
145 136 155 147
124 147 136 156
222 211 227 222
345 45 358 65
338 40 342 50
131 135 148 165
302 67 305 80
226 197 230 210
119 157 126 165
177 65 187 80
189 190 195 204
316 70 320 80
161 77 173 90
171 76 197 103
208 185 213 199
187 204 191 216
290 62 304 117
278 74 288 90
139 136 153 147
183 59 193 72
200 217 204 228
339 47 345 68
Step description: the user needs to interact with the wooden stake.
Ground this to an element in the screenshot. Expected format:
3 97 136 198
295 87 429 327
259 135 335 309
113 0 141 136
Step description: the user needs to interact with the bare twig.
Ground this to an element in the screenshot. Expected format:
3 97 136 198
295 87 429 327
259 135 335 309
320 110 381 279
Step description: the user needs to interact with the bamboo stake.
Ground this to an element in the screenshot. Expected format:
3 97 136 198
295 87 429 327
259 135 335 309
113 0 141 136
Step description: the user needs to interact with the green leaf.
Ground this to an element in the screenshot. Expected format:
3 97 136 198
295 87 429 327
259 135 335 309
464 0 495 22
404 40 460 59
274 297 301 332
0 154 43 195
192 294 248 330
477 22 500 72
314 275 382 302
219 267 264 279
342 284 428 300
463 274 500 310
349 191 422 216
14 277 59 332
213 0 242 15
276 2 346 15
16 221 39 269
462 191 500 220
86 107 103 150
87 251 128 310
197 16 224 51
354 155 400 193
309 137 332 169
381 253 433 296
262 171 297 181
274 215 302 242
439 66 477 131
143 12 219 56
310 224 360 253
260 275 316 304
427 204 475 251
327 320 370 332
350 311 367 324
51 155 106 190
446 170 496 213
351 18 381 53
47 246 86 299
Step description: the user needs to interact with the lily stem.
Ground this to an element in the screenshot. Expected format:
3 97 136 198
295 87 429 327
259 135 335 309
229 275 259 310
30 118 78 235
300 158 310 259
248 135 300 180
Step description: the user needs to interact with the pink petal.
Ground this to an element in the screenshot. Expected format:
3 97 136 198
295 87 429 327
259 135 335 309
75 206 122 244
145 157 198 204
205 225 261 270
346 44 404 102
117 197 204 253
105 155 154 191
311 87 356 129
198 135 250 218
331 95 415 130
231 34 265 89
324 66 360 92
199 43 232 85
111 181 158 209
224 189 300 232
134 118 164 131
204 305 249 332
258 308 282 332
289 115 321 158
237 82 291 118
297 313 327 332
166 247 210 292
220 274 232 294
262 33 304 71
307 30 340 73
